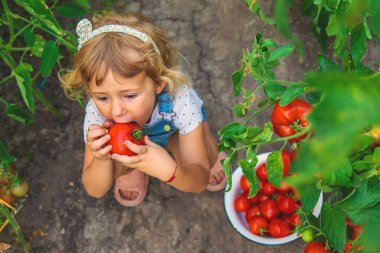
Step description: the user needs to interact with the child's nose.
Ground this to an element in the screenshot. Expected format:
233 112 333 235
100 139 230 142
111 99 126 117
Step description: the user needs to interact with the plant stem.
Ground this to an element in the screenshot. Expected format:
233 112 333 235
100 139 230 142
243 102 274 126
263 78 309 86
1 0 14 43
0 74 14 86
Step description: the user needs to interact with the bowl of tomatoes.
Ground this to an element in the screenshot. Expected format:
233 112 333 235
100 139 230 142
224 152 323 245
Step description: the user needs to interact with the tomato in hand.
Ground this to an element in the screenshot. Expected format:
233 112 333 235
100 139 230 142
9 178 29 197
268 218 291 238
107 122 145 156
240 174 250 192
304 241 330 253
271 98 313 142
259 199 279 220
249 216 268 235
234 193 250 212
278 195 297 214
256 163 267 181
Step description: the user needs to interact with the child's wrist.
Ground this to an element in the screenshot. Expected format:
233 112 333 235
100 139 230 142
165 164 178 183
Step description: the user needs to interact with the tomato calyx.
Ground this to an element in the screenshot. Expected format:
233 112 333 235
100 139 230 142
132 129 143 141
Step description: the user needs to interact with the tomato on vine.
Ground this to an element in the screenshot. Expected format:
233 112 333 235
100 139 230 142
9 178 29 197
301 229 314 243
304 241 331 253
271 98 313 142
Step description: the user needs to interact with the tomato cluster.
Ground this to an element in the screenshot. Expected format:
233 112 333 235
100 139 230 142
0 168 29 205
234 151 301 238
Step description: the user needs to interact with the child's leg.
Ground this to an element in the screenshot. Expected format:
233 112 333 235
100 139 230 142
113 162 149 207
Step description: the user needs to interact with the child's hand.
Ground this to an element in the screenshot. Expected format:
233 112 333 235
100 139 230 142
86 123 112 160
111 135 177 182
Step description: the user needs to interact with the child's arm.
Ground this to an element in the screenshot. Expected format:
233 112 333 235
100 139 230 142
82 124 114 198
111 124 211 193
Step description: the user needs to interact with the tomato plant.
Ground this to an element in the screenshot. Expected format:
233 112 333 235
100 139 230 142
107 122 145 156
221 0 380 252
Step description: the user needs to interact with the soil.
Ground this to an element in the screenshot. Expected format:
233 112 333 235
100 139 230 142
1 0 379 253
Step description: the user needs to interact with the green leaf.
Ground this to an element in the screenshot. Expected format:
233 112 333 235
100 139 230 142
0 141 17 169
223 157 233 192
232 68 244 96
250 122 273 143
337 179 380 223
320 202 346 253
279 86 305 106
326 0 341 12
358 203 380 253
73 0 90 9
350 26 367 66
368 0 380 38
218 122 246 139
0 99 34 125
317 54 341 72
233 104 247 117
246 146 256 161
12 63 35 113
268 44 295 62
289 179 321 213
239 158 260 198
40 40 59 77
14 0 63 35
321 158 352 187
266 150 283 187
264 83 286 101
31 34 46 57
305 91 322 104
23 29 36 47
56 3 86 18
274 0 292 37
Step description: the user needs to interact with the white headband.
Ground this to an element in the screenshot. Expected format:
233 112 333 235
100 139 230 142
76 19 160 54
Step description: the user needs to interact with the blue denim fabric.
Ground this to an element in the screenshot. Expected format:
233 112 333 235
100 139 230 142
142 88 206 148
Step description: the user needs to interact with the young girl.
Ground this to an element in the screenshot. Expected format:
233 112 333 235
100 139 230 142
61 12 227 207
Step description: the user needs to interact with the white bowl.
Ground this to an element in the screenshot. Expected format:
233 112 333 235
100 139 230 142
224 152 323 245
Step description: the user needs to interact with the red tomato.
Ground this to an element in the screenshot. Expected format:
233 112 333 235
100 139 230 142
259 199 280 220
352 224 363 240
259 194 270 203
249 216 268 235
262 181 277 195
344 243 352 253
234 194 250 212
345 217 354 227
283 215 295 230
256 163 267 181
276 180 292 193
240 175 250 192
0 186 16 204
248 193 260 205
268 218 291 238
246 205 261 222
281 150 291 176
107 122 145 156
290 213 300 226
271 98 313 142
278 195 297 214
304 241 330 253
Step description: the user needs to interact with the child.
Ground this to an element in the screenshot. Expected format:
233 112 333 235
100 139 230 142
60 12 227 207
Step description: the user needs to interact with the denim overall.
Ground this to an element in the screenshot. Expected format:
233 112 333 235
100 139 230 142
142 88 207 148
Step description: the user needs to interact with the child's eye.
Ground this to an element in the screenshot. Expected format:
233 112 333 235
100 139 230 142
96 97 109 102
124 94 137 100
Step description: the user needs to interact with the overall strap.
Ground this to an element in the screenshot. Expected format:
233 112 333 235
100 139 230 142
157 88 176 131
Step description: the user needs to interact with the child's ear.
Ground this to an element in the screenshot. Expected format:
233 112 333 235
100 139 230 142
155 81 166 94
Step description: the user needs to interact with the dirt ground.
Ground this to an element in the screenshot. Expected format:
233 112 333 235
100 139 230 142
1 0 378 252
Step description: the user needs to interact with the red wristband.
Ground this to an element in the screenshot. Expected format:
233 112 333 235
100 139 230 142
165 165 178 183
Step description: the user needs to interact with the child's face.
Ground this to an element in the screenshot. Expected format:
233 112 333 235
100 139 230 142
89 70 164 126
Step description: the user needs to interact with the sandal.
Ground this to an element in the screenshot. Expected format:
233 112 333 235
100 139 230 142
206 151 228 191
114 169 149 207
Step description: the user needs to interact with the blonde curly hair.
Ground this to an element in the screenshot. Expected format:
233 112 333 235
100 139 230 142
60 12 190 99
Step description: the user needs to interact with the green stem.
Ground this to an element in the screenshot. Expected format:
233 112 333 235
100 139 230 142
8 47 30 51
9 22 33 46
234 125 313 152
32 83 63 121
1 0 14 43
0 74 14 86
263 78 309 86
243 101 274 126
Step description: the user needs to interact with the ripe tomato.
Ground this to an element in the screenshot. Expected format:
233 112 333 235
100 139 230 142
259 199 280 220
246 205 261 222
240 174 250 192
304 241 330 253
271 98 313 142
262 181 277 195
249 216 268 235
248 193 260 205
268 218 291 238
9 178 29 197
256 163 267 181
282 215 295 230
281 150 291 176
290 212 300 226
0 186 16 204
234 193 250 212
259 194 270 202
107 122 145 156
278 195 297 214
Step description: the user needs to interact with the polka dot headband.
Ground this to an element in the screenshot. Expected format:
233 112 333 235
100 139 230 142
76 19 160 54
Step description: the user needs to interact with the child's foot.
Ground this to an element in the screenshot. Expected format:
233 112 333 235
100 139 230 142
206 152 228 191
114 169 149 207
